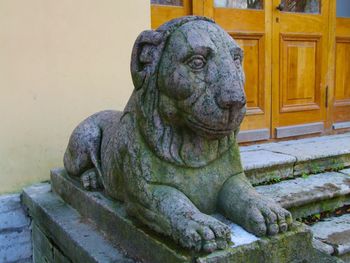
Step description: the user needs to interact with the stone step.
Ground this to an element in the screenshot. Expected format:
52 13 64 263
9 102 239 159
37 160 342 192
255 170 350 219
311 214 350 262
241 133 350 185
21 184 134 263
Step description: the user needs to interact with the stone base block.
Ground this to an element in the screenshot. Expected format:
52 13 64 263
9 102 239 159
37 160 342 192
22 168 341 263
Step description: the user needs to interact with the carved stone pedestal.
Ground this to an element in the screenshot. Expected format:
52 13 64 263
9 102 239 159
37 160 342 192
21 169 340 263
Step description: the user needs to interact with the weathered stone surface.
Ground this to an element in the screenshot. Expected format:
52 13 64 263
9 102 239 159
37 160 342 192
241 132 350 180
241 150 295 184
0 229 32 263
256 172 350 218
26 177 337 263
313 237 335 255
0 194 30 229
0 193 32 263
32 223 71 263
341 169 350 176
22 183 134 263
62 15 293 253
311 214 350 259
50 169 191 263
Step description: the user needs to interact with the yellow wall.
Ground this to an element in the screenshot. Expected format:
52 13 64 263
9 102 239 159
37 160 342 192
0 1 150 194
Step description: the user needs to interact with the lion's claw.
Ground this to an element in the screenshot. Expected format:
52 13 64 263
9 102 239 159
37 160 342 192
245 199 293 237
174 212 231 253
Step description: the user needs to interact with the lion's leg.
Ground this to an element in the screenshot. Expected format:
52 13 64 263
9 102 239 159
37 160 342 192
126 185 231 253
218 173 293 237
64 121 103 190
63 111 120 190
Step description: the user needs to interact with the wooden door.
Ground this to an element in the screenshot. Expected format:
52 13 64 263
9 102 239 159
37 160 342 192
207 0 272 143
151 0 192 29
332 0 350 130
271 0 330 138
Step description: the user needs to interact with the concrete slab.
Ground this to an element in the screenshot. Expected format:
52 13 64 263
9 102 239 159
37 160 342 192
311 214 350 257
22 183 134 263
256 172 350 218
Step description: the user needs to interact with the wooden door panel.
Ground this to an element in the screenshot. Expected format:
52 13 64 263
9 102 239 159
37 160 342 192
332 3 350 127
232 33 265 115
280 34 321 113
335 38 350 104
333 36 350 122
272 0 329 136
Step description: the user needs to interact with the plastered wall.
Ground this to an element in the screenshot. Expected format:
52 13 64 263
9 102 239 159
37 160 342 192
0 1 150 193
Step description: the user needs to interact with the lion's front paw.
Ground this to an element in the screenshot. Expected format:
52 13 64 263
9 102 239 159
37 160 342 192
173 212 231 253
244 198 293 237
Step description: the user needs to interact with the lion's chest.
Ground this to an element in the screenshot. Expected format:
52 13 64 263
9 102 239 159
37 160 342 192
149 148 242 214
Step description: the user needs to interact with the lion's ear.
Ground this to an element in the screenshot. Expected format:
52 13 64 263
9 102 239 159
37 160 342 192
130 30 165 90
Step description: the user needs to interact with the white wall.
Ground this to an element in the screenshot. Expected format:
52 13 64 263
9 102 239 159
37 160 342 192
0 1 150 193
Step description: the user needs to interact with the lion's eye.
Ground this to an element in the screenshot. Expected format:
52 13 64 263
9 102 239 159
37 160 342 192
186 56 206 71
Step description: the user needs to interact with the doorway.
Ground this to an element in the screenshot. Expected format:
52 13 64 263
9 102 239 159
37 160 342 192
150 0 347 142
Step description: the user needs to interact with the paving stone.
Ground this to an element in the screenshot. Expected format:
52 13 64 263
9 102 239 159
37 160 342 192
0 227 32 262
0 194 22 212
0 206 30 231
22 183 134 263
311 214 350 257
0 193 32 263
256 172 350 218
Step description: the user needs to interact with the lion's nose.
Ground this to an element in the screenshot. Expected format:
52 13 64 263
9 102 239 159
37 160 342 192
216 88 246 110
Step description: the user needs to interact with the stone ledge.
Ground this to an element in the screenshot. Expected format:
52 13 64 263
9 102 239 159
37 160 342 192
22 183 134 263
256 172 350 219
44 168 338 263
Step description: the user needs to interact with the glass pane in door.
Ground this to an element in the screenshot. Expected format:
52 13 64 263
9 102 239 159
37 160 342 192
214 0 263 9
337 0 350 17
280 0 320 14
151 0 183 6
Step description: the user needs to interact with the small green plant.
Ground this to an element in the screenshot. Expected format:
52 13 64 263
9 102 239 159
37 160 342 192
271 175 282 183
310 163 322 174
330 159 345 172
313 213 321 220
301 172 309 179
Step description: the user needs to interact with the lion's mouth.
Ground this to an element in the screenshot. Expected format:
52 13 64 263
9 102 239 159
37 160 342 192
187 118 234 136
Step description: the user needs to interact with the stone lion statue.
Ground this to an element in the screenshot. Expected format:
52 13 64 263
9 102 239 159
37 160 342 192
64 16 292 253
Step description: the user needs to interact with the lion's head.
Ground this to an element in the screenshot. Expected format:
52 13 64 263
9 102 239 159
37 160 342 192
129 16 246 167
